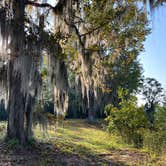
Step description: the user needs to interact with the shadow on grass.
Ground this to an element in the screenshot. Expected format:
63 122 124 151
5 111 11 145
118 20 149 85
0 120 149 166
38 141 127 166
49 138 127 166
0 137 127 166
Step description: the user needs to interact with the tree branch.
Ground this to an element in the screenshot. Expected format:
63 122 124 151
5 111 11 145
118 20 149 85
26 1 54 10
64 18 85 48
26 0 66 14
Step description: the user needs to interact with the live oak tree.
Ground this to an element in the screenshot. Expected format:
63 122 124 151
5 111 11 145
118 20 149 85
65 0 149 118
0 0 74 144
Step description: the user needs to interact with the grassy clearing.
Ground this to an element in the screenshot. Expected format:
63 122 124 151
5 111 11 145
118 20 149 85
33 119 156 165
34 120 128 155
0 119 165 165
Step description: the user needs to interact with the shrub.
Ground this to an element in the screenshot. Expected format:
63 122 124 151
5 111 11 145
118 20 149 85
143 130 166 154
154 106 166 131
143 106 166 154
105 88 149 148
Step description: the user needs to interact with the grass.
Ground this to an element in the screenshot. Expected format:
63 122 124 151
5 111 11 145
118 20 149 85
34 120 128 156
0 119 165 165
0 121 7 139
33 119 153 165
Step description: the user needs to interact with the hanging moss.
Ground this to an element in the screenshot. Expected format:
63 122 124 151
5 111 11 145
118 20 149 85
49 51 68 119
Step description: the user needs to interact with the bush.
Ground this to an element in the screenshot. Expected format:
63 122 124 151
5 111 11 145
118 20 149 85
105 88 149 148
143 106 166 154
154 106 166 131
143 130 166 154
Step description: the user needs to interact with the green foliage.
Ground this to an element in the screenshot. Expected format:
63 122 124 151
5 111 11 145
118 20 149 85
112 59 142 92
143 130 166 155
105 88 149 147
85 0 149 52
154 106 166 131
143 106 166 154
106 87 166 154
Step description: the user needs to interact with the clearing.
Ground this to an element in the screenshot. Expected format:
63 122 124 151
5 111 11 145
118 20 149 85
0 120 165 166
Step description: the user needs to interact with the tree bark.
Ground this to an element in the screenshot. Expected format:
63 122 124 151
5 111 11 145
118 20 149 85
88 86 96 122
7 61 26 144
7 0 27 144
25 95 34 140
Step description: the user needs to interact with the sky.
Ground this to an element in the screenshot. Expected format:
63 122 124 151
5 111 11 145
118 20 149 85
140 6 166 89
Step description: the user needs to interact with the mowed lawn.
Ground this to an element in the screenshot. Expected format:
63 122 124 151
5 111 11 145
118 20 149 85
0 120 165 165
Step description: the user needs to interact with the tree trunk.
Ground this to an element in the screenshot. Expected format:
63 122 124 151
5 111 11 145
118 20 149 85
7 61 26 144
7 0 26 144
88 86 95 122
25 95 34 140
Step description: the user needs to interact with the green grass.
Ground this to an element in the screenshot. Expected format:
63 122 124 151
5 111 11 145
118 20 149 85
33 119 166 165
0 119 165 165
34 120 128 156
